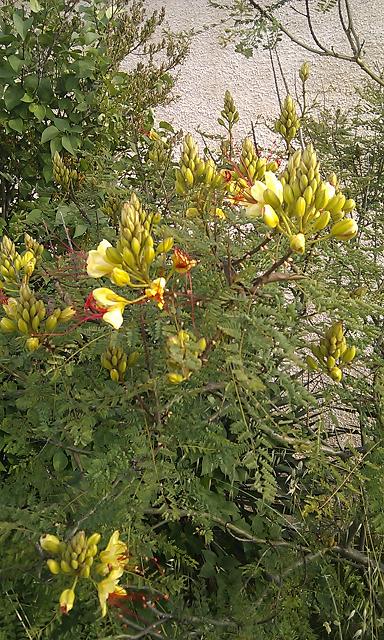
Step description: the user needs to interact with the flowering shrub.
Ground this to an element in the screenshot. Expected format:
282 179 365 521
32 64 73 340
0 59 383 640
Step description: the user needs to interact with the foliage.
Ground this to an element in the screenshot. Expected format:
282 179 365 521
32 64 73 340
0 0 189 229
1 3 384 640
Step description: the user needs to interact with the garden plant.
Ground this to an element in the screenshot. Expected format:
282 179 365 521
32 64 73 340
1 1 384 639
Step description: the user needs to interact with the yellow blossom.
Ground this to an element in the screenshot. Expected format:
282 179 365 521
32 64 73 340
87 240 121 279
98 530 128 573
60 588 76 615
97 567 125 617
245 171 283 220
145 277 166 309
92 288 130 329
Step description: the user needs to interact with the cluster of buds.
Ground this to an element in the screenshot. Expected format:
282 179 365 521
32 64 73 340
275 95 301 146
102 195 123 227
218 90 239 130
166 330 206 384
40 529 130 617
101 345 139 382
87 193 177 328
225 139 279 207
148 137 171 165
307 322 356 382
53 152 82 191
175 135 225 217
0 283 75 351
236 141 357 254
0 233 43 289
299 61 310 83
42 530 101 579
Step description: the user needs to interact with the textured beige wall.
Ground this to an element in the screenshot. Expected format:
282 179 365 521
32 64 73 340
123 0 383 146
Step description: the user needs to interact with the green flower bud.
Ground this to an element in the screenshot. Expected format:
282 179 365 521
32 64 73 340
263 205 279 228
330 366 343 382
26 337 40 352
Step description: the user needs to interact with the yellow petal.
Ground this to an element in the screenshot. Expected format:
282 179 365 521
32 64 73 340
250 181 266 202
93 288 129 308
264 171 283 202
102 308 124 330
110 268 131 286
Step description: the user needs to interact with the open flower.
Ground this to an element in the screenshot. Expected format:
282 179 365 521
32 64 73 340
172 248 197 274
145 277 166 309
243 171 283 220
98 530 128 573
87 240 121 279
92 288 130 329
97 567 125 617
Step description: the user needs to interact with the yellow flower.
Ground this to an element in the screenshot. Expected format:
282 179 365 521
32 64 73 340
145 277 166 309
87 240 121 279
213 207 226 220
98 530 128 572
92 288 130 329
110 267 131 286
245 171 283 220
97 567 125 617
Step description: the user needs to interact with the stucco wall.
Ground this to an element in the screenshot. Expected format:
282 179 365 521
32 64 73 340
122 0 383 146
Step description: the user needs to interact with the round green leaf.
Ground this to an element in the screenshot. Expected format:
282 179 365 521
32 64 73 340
8 118 24 133
52 449 68 472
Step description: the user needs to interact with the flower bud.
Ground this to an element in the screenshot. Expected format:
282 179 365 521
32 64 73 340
40 534 62 555
45 315 58 332
306 355 318 370
168 372 185 384
156 237 174 255
299 61 310 83
263 205 279 228
330 219 358 241
26 337 40 352
0 317 16 332
290 233 306 254
341 345 356 364
330 366 343 383
59 588 75 615
87 532 101 547
263 189 282 211
110 268 131 286
47 559 61 575
312 210 330 232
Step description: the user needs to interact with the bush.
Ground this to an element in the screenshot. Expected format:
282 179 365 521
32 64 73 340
1 4 384 640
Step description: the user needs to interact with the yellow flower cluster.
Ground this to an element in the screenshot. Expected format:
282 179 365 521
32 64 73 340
234 144 357 254
40 529 129 617
0 233 43 290
0 283 75 351
307 322 356 382
87 192 174 329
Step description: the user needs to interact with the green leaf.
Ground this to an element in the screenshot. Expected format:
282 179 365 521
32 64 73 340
53 118 70 132
8 55 25 73
61 135 77 155
8 118 23 133
4 85 24 111
50 137 62 155
52 449 68 472
26 208 42 223
0 62 16 80
21 93 34 103
159 120 174 132
37 77 53 103
13 13 33 42
24 74 38 93
29 0 42 12
73 224 87 238
41 125 59 143
29 103 46 121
